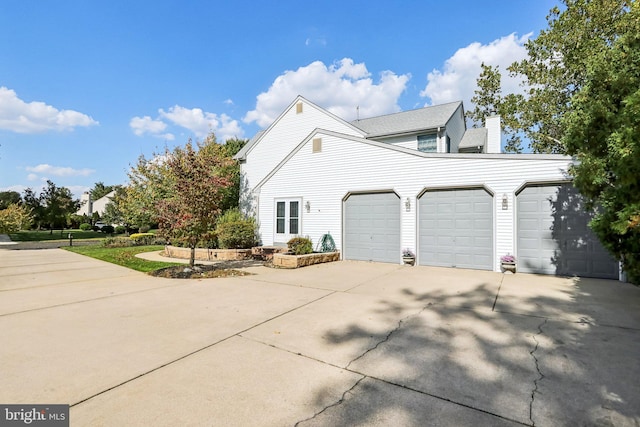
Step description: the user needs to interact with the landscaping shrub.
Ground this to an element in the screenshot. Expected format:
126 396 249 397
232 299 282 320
101 225 115 234
139 225 151 233
215 208 257 249
102 237 134 248
217 222 256 249
79 223 92 231
217 208 246 224
287 236 312 255
114 225 126 234
129 232 165 246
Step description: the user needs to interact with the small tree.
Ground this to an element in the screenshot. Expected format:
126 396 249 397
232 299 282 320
0 204 32 233
156 136 234 267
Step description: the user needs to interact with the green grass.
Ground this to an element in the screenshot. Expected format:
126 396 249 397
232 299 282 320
64 245 183 273
9 229 108 242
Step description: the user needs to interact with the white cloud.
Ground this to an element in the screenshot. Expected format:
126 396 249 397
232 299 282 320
26 164 95 177
420 33 531 108
0 87 98 133
27 173 38 181
159 106 244 141
244 58 411 128
129 116 175 141
224 99 234 105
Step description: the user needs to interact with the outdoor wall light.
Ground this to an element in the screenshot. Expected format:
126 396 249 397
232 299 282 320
502 194 508 210
305 200 311 213
405 197 411 212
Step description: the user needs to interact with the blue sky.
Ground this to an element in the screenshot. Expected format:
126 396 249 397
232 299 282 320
0 0 558 198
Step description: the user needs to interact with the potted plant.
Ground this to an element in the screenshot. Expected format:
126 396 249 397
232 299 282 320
402 249 415 266
500 254 516 273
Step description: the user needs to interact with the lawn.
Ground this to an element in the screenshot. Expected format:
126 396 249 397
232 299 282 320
9 229 107 242
64 245 183 273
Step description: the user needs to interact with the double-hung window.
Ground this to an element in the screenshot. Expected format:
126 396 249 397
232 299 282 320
417 133 437 153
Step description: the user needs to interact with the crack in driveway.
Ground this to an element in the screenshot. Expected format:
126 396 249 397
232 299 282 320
345 304 431 370
529 318 547 426
294 376 366 426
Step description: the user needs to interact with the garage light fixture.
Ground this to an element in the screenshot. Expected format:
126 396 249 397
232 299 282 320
502 194 508 210
305 200 311 213
405 197 411 212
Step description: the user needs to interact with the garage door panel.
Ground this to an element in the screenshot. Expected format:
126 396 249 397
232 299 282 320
344 193 400 263
517 184 618 279
419 188 493 270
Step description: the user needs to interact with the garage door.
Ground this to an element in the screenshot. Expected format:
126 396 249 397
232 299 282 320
517 184 618 279
419 188 493 270
344 192 400 263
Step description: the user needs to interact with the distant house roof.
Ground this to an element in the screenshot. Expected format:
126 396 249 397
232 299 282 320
351 101 462 138
459 127 487 152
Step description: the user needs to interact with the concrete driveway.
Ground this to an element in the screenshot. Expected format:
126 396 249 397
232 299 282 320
1 249 639 426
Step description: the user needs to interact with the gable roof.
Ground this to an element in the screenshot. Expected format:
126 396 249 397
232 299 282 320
350 101 463 138
234 95 366 161
459 127 487 151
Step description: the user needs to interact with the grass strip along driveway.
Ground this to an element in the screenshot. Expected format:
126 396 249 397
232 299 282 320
64 245 182 273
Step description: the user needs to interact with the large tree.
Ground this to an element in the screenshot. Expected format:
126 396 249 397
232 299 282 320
562 1 640 282
40 180 80 234
0 191 22 210
471 0 638 281
465 63 523 153
90 182 115 201
156 135 234 267
473 0 632 154
22 188 44 229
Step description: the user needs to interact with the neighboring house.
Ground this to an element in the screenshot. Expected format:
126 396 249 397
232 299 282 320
76 190 116 218
235 96 620 280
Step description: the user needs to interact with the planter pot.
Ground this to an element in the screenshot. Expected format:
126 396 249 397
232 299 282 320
403 256 415 266
501 261 517 273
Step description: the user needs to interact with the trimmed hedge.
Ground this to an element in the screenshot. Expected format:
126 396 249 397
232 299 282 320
79 223 92 231
130 233 160 246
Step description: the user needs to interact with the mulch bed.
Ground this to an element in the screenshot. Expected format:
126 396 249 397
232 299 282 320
148 259 266 279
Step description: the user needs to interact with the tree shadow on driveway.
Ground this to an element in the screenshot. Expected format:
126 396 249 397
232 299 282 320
297 277 640 427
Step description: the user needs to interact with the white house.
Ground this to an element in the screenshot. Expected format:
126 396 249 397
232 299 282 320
235 96 619 280
76 190 116 217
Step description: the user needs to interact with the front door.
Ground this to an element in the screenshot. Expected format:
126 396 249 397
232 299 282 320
275 198 301 244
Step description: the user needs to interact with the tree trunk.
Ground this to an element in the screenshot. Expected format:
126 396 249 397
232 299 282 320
190 246 195 268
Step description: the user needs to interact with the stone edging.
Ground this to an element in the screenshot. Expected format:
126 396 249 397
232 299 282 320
163 245 252 261
272 251 340 269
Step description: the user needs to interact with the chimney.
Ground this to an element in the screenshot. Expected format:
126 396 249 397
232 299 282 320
485 115 501 153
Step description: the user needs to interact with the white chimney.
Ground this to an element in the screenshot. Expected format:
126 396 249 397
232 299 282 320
485 115 501 153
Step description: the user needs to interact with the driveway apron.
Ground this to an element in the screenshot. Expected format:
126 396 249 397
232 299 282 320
1 249 639 426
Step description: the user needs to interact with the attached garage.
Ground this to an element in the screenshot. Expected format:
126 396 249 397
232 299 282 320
418 187 493 270
516 183 619 279
343 192 401 263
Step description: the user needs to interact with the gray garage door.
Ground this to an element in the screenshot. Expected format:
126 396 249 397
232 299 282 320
419 188 493 270
344 192 400 263
517 184 619 279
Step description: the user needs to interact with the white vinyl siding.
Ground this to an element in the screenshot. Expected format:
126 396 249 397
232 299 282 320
445 104 466 153
258 132 574 271
240 99 364 215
